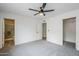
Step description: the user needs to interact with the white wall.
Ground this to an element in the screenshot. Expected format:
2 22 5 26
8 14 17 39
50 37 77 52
46 9 79 50
63 18 76 43
0 12 42 48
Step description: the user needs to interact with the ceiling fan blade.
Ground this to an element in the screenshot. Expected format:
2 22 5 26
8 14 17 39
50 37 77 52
43 13 45 16
42 3 46 9
34 13 40 16
29 8 39 12
44 9 54 12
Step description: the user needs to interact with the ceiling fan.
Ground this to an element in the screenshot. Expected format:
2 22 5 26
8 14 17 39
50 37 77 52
29 3 55 16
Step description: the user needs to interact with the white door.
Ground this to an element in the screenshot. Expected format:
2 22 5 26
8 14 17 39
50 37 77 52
36 23 42 40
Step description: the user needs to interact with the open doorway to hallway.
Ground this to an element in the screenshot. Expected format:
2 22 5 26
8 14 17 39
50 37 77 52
42 23 47 40
63 17 76 49
3 18 15 48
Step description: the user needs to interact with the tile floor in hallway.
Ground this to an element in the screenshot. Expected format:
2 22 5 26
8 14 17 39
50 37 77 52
0 40 79 56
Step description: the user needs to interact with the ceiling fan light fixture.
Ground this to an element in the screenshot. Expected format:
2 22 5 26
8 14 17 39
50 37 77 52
39 13 43 16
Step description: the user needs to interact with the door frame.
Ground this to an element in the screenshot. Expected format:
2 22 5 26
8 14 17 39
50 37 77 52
62 17 76 47
2 18 15 48
42 22 47 40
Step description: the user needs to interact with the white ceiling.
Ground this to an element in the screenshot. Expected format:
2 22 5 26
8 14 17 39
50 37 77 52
0 3 79 19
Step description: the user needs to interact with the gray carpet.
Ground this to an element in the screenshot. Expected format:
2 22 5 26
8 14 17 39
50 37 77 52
0 40 79 56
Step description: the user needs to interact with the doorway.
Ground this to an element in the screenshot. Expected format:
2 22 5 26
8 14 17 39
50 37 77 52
63 17 76 48
42 23 47 40
4 18 15 48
